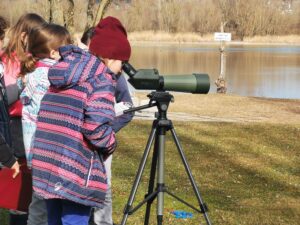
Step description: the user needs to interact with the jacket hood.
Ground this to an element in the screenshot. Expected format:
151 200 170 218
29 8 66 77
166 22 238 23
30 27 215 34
48 45 107 89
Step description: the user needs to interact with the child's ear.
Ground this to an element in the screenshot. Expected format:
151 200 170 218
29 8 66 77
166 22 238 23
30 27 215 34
50 49 60 60
20 32 27 41
20 32 28 49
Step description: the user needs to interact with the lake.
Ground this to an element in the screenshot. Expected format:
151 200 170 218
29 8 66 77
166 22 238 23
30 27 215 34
129 44 300 99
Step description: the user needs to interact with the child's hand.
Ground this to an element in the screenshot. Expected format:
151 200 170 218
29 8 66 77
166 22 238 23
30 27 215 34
11 161 20 178
114 102 132 116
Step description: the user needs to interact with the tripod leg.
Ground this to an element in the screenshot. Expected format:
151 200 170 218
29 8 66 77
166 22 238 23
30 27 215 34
170 128 212 225
156 131 166 225
144 134 159 225
120 126 157 225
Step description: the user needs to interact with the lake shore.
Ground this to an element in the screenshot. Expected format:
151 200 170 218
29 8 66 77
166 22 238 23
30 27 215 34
128 31 300 46
133 93 300 124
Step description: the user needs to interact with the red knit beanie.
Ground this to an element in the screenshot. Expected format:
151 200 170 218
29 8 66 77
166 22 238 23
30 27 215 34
89 16 131 61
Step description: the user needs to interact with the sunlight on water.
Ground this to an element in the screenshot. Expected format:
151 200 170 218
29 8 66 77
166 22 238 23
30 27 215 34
130 44 300 99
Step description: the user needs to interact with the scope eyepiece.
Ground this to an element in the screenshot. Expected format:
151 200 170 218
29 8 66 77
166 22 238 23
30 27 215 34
122 62 137 78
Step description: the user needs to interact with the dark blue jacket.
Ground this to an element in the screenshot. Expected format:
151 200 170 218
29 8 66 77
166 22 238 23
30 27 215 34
0 67 16 168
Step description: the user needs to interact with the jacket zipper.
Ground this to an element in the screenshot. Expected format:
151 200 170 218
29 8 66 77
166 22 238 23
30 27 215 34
85 152 94 187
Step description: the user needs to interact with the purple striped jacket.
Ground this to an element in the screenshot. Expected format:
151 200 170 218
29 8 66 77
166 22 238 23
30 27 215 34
31 45 116 207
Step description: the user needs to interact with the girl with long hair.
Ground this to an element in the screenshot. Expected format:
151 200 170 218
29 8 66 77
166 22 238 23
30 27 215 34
20 23 72 225
0 13 46 225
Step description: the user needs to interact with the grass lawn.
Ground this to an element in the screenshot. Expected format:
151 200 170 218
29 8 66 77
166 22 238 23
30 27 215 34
1 115 299 224
110 120 300 225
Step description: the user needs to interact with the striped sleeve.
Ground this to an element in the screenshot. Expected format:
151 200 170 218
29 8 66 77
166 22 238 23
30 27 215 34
82 80 116 156
20 68 50 105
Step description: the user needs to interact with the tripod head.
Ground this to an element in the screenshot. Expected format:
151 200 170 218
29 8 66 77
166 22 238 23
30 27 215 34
124 91 174 121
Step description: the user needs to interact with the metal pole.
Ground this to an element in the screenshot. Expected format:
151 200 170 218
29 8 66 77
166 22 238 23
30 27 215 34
156 132 165 225
170 128 212 225
121 125 157 225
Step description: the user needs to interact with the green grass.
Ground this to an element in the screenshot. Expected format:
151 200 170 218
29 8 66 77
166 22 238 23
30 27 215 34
1 121 299 225
0 208 8 224
111 121 300 225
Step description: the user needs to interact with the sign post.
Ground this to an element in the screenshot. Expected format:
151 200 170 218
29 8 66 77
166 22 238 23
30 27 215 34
214 32 231 93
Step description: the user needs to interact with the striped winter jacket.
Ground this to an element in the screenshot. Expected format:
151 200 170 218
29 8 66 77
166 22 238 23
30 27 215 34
31 45 116 207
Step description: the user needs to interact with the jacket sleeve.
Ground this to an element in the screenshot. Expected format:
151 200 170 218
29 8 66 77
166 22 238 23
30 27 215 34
0 134 16 168
112 75 134 133
82 75 116 157
0 65 17 168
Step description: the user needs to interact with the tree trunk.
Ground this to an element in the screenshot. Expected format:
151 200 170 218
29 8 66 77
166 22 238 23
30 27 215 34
64 0 75 34
49 0 111 33
93 0 112 27
49 0 75 34
86 0 96 30
49 0 64 25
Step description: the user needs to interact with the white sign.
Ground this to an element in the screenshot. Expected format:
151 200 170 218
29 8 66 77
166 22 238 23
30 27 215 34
214 32 231 42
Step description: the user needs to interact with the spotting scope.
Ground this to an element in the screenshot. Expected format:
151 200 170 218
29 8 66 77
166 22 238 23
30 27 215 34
122 62 210 94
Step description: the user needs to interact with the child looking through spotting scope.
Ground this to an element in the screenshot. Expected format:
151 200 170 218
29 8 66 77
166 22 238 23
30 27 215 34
30 16 131 225
79 22 134 225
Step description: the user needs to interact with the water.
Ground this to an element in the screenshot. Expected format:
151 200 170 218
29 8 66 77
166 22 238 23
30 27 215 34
129 44 300 99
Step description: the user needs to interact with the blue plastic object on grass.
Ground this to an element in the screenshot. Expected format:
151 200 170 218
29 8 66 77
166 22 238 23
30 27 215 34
171 210 193 219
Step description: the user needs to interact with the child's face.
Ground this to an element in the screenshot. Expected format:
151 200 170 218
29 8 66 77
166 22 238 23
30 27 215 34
105 59 122 75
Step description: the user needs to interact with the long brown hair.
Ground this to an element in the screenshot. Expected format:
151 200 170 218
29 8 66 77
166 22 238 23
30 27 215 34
0 16 8 42
20 23 72 76
4 13 46 63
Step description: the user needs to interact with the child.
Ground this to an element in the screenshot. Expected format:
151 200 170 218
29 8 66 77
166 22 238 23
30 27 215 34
80 25 134 225
0 15 20 178
0 13 46 225
1 12 46 166
19 23 72 225
20 23 72 169
31 16 131 225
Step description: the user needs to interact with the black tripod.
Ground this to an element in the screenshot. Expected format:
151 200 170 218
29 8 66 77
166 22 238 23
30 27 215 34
120 91 212 225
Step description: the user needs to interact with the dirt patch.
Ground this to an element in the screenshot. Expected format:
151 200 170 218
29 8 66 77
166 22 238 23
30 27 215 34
132 93 300 124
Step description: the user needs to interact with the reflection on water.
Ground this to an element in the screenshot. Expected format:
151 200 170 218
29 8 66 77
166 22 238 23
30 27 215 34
129 44 300 99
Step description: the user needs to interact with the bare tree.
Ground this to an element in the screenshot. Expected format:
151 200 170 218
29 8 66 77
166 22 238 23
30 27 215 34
1 0 298 36
85 0 112 30
93 0 112 26
86 0 97 30
49 0 112 33
49 0 75 33
161 0 180 32
64 0 75 33
213 0 234 32
49 0 64 25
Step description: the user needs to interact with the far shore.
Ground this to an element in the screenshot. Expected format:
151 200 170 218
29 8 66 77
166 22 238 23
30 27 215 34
133 92 300 124
128 31 300 46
